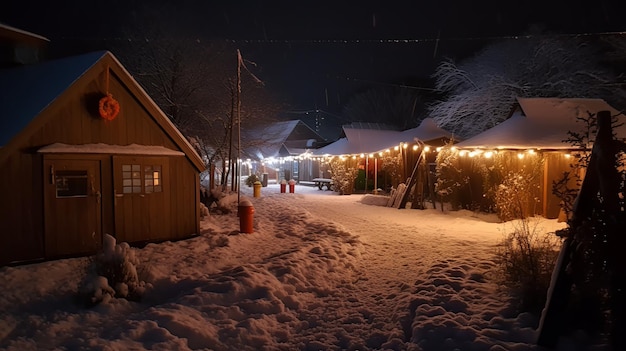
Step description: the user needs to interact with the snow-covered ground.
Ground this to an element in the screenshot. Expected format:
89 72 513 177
1 182 598 351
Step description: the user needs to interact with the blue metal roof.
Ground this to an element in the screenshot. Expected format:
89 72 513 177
0 51 107 145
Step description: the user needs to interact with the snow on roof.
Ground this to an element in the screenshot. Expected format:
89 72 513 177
313 118 453 156
37 143 185 156
455 97 626 150
399 118 455 143
0 51 107 146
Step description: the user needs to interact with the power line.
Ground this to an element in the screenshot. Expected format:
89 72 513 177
326 74 438 92
224 31 626 45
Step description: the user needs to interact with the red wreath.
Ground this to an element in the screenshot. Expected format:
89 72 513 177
99 93 120 121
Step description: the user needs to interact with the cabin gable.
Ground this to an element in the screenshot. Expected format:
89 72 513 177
0 51 203 265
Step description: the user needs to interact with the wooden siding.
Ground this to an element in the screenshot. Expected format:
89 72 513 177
0 152 44 264
447 151 574 219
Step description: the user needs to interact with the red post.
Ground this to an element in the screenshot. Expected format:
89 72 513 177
238 200 254 233
288 179 295 193
280 179 286 193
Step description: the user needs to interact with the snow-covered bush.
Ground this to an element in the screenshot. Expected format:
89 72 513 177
494 162 542 221
328 158 358 195
379 152 403 188
200 202 210 218
434 147 469 210
78 234 148 305
245 174 260 187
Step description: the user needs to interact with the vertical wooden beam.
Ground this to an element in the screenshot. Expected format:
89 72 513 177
543 155 549 217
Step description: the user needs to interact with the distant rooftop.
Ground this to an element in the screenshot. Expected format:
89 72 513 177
342 122 399 131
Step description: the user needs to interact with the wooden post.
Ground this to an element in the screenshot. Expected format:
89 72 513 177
536 237 574 347
537 110 622 348
398 145 426 209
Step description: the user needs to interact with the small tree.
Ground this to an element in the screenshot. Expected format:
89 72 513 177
552 112 597 219
78 234 148 305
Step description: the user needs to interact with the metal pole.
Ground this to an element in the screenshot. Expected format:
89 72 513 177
237 49 242 204
365 155 370 194
374 157 378 194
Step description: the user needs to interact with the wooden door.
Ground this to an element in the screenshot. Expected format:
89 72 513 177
113 156 170 243
43 158 102 257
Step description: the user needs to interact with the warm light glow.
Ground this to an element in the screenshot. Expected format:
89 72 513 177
403 143 408 149
527 149 536 154
424 146 430 152
484 151 493 158
379 152 383 157
451 146 457 152
459 150 467 157
412 145 418 151
468 151 476 158
385 149 391 153
564 153 571 158
369 153 374 158
352 155 356 160
517 153 524 159
436 147 442 152
394 146 399 151
360 153 365 158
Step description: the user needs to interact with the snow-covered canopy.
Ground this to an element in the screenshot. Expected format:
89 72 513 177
312 118 453 156
455 97 626 150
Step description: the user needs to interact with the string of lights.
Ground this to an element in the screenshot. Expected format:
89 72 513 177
75 30 626 45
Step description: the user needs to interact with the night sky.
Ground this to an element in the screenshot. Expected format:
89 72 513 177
3 0 624 127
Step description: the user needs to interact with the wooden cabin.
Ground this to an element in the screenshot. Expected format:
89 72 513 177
0 48 205 265
312 118 455 197
447 97 626 219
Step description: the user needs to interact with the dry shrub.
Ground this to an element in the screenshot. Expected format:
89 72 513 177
497 218 562 313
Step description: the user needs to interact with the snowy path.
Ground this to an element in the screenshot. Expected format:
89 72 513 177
292 190 521 350
0 183 572 351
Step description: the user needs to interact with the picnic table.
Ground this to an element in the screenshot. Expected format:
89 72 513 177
312 178 333 190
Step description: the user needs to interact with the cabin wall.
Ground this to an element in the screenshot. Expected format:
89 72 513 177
442 151 576 220
169 156 201 238
543 153 574 219
0 152 44 265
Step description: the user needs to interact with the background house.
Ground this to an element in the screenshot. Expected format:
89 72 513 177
312 118 454 196
443 97 626 219
243 120 328 183
0 25 204 265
